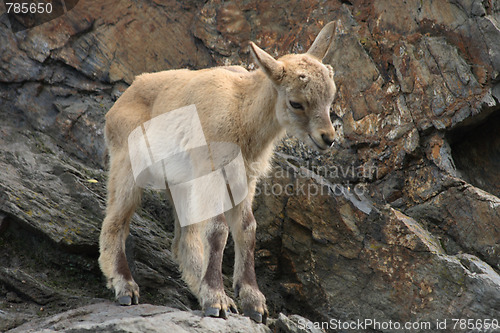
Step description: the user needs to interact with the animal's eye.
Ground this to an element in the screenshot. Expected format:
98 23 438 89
289 101 304 110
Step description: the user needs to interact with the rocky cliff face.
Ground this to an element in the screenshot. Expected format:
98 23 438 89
1 0 499 332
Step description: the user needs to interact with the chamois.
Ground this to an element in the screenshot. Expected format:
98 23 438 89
99 21 338 324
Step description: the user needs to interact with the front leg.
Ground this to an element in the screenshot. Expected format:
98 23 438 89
230 200 268 323
199 214 238 318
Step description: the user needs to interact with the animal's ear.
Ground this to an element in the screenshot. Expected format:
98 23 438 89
249 42 284 83
307 21 337 61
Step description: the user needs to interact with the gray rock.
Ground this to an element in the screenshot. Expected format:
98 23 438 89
271 313 326 333
8 302 271 333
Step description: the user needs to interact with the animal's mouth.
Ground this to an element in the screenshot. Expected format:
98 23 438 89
308 134 327 151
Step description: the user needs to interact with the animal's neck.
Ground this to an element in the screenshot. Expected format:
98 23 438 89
239 70 285 163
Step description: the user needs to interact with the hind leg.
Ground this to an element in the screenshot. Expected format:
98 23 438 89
99 151 141 305
167 185 204 292
175 214 237 318
198 214 237 318
175 222 205 296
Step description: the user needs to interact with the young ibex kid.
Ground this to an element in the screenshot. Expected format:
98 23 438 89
99 21 337 324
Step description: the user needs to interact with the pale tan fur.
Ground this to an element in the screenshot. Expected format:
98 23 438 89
99 22 337 321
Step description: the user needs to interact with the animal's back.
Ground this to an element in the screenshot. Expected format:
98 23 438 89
105 66 250 150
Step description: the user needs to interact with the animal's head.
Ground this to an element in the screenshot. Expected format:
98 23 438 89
249 22 337 151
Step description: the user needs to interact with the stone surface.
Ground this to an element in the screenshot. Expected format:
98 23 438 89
1 0 500 332
8 302 272 333
253 155 500 326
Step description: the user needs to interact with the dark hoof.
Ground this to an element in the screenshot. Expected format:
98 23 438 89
118 294 139 306
118 295 132 306
244 310 262 323
204 307 220 318
204 307 231 319
244 308 268 324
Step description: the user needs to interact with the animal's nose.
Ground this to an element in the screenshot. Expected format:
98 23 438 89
321 132 335 147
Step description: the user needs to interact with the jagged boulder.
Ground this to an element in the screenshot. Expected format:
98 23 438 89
8 302 272 333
